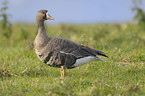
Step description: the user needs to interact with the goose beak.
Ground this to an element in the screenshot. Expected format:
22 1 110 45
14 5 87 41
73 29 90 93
46 15 54 20
46 12 54 20
48 17 54 20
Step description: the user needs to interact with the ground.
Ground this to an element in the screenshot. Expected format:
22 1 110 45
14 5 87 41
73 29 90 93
0 23 145 95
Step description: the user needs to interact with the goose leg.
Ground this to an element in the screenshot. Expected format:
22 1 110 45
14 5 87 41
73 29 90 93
61 66 66 78
60 68 63 78
63 68 66 78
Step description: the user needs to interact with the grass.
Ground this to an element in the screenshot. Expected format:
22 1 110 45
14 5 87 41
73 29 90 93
0 23 145 95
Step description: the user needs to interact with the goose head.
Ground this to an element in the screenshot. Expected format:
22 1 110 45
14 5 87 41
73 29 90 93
36 10 54 22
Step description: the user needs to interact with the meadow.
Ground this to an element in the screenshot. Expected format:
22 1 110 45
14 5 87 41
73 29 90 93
0 23 145 96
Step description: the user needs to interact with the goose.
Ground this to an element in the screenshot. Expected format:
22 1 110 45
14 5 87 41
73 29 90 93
34 10 108 78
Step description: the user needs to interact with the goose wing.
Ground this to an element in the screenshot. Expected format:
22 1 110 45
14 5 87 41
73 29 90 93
38 37 107 68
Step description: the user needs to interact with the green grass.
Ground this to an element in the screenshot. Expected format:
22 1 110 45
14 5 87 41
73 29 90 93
0 23 145 95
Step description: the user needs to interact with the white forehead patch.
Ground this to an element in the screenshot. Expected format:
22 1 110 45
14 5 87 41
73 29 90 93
46 12 49 15
46 12 49 18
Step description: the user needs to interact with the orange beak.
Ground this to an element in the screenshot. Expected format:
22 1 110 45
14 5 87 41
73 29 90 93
46 12 54 20
48 17 54 20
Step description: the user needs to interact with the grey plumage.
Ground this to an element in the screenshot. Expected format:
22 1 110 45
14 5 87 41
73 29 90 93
34 10 108 70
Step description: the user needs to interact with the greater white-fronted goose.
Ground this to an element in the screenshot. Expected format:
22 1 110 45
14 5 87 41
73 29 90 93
34 10 108 78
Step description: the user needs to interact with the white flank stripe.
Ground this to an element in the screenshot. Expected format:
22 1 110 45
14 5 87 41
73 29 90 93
60 51 70 54
74 56 106 67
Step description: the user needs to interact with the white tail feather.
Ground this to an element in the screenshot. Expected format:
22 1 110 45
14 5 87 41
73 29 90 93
74 56 106 67
98 58 106 62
